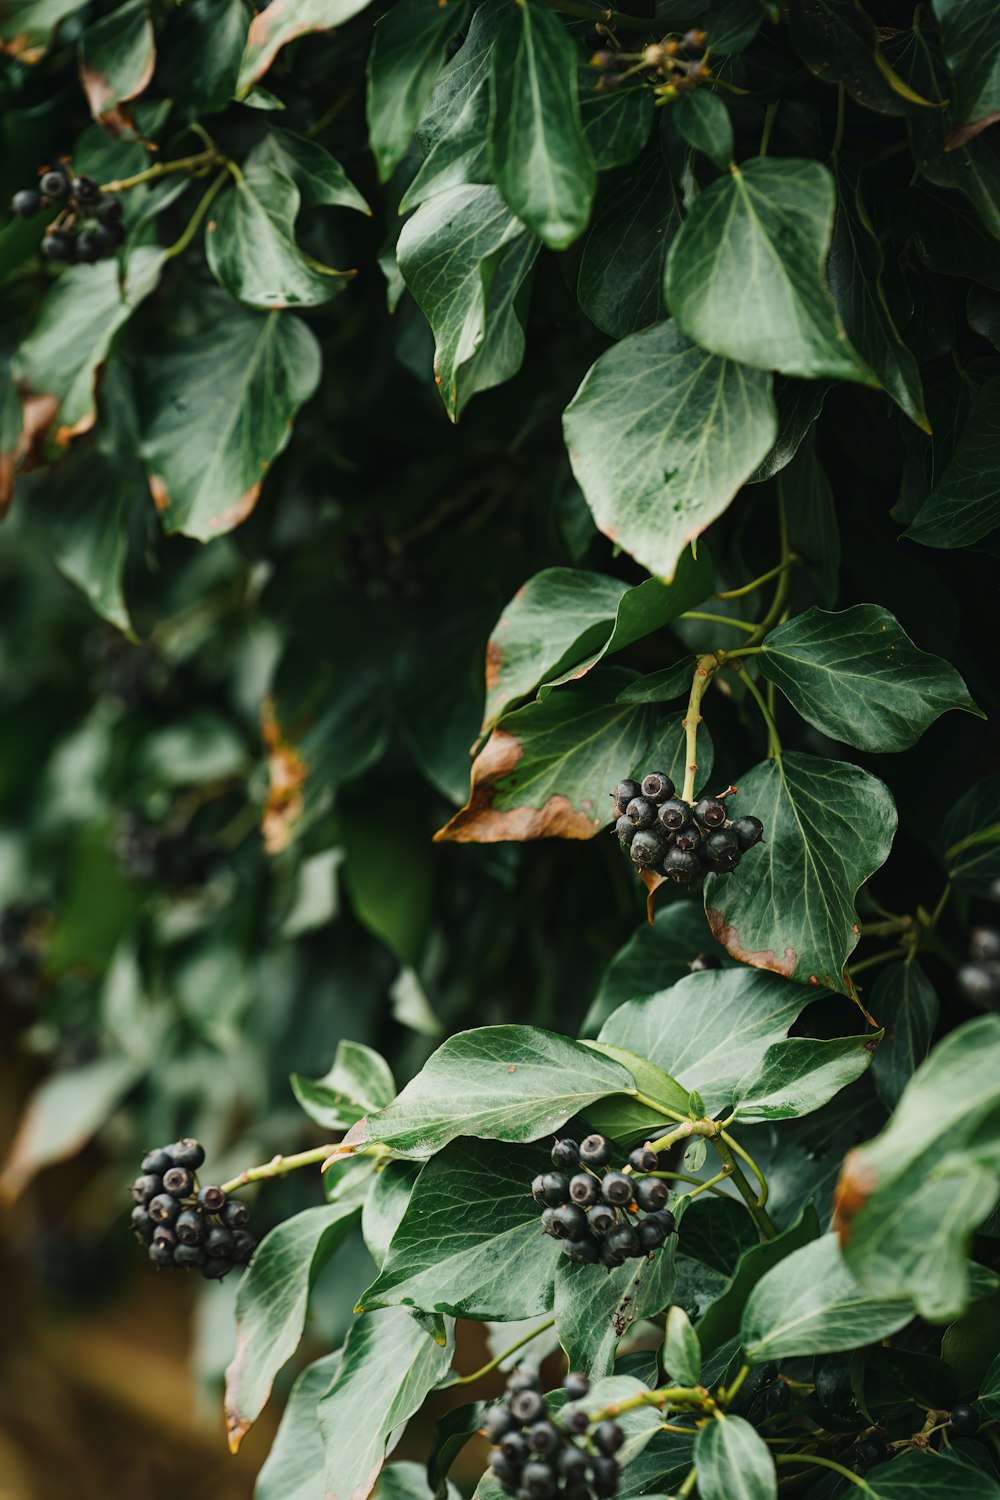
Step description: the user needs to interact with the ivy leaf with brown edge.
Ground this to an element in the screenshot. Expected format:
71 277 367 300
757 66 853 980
236 0 377 97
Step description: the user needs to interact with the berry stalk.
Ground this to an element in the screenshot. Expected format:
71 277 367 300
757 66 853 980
219 1143 338 1195
681 656 718 805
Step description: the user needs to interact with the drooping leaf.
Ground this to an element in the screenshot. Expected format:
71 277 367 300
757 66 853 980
336 1024 635 1159
367 0 468 182
694 1414 776 1500
398 184 538 422
671 90 733 169
554 1230 680 1377
696 1203 820 1355
704 753 897 997
582 900 730 1038
943 775 1000 895
238 0 375 93
252 128 371 213
836 1015 1000 1322
578 74 654 171
488 4 595 248
14 248 165 451
732 1032 879 1121
206 151 354 309
359 1138 558 1319
757 606 980 752
663 1304 701 1385
869 962 939 1111
292 1040 396 1132
139 306 320 540
34 449 132 634
577 151 680 339
741 1234 914 1360
665 158 873 383
317 1309 454 1500
598 967 814 1115
362 1161 421 1270
563 319 777 581
79 0 155 128
224 1186 369 1452
905 380 1000 549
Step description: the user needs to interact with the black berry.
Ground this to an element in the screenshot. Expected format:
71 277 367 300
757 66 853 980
624 797 657 829
40 170 68 199
560 1443 589 1476
579 1133 613 1167
141 1147 174 1175
528 1422 560 1455
198 1184 226 1212
149 1242 174 1267
510 1389 545 1424
551 1138 579 1170
550 1203 588 1239
507 1371 540 1395
204 1225 234 1258
704 828 738 862
593 1421 624 1455
169 1138 206 1169
563 1372 590 1399
674 823 703 853
92 221 125 253
629 1145 658 1172
630 829 666 867
11 189 42 217
523 1462 556 1500
603 1223 639 1263
636 1216 669 1251
641 772 675 803
615 815 636 847
220 1198 250 1229
635 1176 668 1212
538 1171 570 1207
231 1231 256 1265
587 1202 616 1236
95 194 123 225
174 1243 206 1268
130 1206 154 1242
563 1407 590 1435
485 1406 518 1442
41 230 74 262
694 797 727 828
148 1193 181 1224
646 1208 676 1237
689 954 721 972
657 799 691 832
70 174 101 204
201 1257 231 1280
592 1455 620 1497
500 1430 527 1463
569 1172 598 1205
131 1173 162 1205
175 1209 206 1244
562 1230 599 1259
732 815 764 849
74 230 102 264
601 1171 633 1207
162 1166 194 1197
950 1405 981 1436
613 779 641 815
662 848 701 884
152 1225 177 1250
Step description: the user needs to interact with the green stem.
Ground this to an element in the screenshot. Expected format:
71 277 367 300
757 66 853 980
633 1091 691 1126
712 1136 777 1239
775 1454 871 1491
927 880 952 928
741 482 792 650
945 824 1000 861
101 147 221 193
831 83 846 157
848 949 901 978
165 169 229 260
678 1468 698 1498
679 611 758 635
686 1169 730 1200
713 558 799 601
219 1144 336 1195
588 1386 712 1423
730 661 782 759
451 1318 556 1386
719 1130 770 1209
860 916 913 938
681 655 720 804
719 1363 751 1409
647 1170 733 1200
759 100 779 156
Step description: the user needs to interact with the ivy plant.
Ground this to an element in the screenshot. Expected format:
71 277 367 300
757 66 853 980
2 0 1000 1498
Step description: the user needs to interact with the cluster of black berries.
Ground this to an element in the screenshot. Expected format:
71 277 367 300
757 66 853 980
130 1139 255 1280
11 168 124 263
957 927 1000 1006
342 519 425 602
611 772 763 885
533 1134 676 1271
486 1369 624 1500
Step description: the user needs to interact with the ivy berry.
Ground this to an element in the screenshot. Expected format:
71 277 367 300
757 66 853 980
949 1405 981 1436
128 1137 254 1279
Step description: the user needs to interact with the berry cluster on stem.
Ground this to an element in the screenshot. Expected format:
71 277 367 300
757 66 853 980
612 771 763 886
11 167 124 263
486 1368 624 1500
130 1138 255 1280
533 1134 677 1270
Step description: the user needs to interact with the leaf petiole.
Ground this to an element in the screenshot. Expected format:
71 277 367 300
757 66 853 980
219 1143 338 1194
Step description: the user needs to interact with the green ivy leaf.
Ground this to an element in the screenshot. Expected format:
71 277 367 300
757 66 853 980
905 380 1000 548
317 1309 454 1499
671 91 733 169
0 0 90 60
704 0 766 53
758 605 981 752
598 967 816 1115
869 962 939 1111
704 753 897 997
581 900 730 1038
488 4 595 248
555 1233 680 1377
362 1161 420 1270
255 1350 341 1500
292 1040 396 1132
79 0 154 125
665 159 873 382
696 1203 819 1355
581 1039 690 1136
398 184 538 422
0 1054 140 1201
786 0 937 115
578 74 654 170
139 306 320 540
223 1187 369 1452
237 0 375 94
14 248 165 449
483 550 711 729
732 1032 879 1121
828 169 929 430
982 1350 1000 1418
930 0 1000 139
563 319 777 582
695 1414 776 1500
207 153 354 309
838 1015 1000 1322
943 775 1000 894
577 152 680 338
338 1024 635 1158
741 1234 914 1360
34 450 132 634
868 1450 1000 1499
359 1139 557 1319
155 0 248 112
782 439 840 605
367 0 468 182
252 128 371 213
614 660 696 707
664 1304 701 1385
